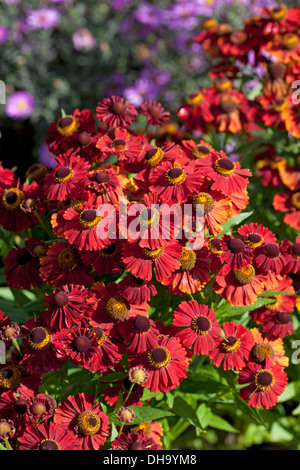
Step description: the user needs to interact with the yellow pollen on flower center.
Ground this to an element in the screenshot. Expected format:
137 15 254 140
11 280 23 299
214 158 236 176
2 188 25 211
57 247 79 271
233 265 255 285
106 296 130 321
222 335 241 353
77 411 101 435
142 246 164 259
166 167 187 186
254 369 275 391
193 192 214 214
179 247 197 271
147 346 171 369
57 115 79 136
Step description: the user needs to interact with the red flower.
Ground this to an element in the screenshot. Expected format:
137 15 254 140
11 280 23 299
43 284 97 331
4 238 43 290
96 96 138 128
149 160 204 204
84 165 126 206
261 311 294 339
45 108 96 156
121 239 182 282
39 241 94 287
53 326 101 372
90 281 149 334
53 393 109 450
128 335 189 393
238 357 288 409
119 192 180 250
111 430 161 450
208 322 255 370
273 190 300 231
96 127 143 163
0 389 34 433
140 100 170 126
237 222 277 249
254 242 286 275
0 180 41 232
194 149 251 196
213 264 266 307
43 153 90 201
280 236 300 274
63 202 114 251
86 325 125 372
118 315 160 354
117 275 157 305
80 241 123 277
173 301 221 355
161 245 211 295
18 421 79 450
18 313 66 375
220 234 253 273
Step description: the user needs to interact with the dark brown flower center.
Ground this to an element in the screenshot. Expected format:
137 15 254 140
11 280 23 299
55 167 72 180
265 243 280 258
73 335 91 352
113 139 126 151
39 440 60 450
130 442 145 450
111 101 125 115
5 191 18 205
53 292 69 307
78 132 91 146
228 237 245 253
292 243 300 257
81 209 97 222
150 347 168 364
58 116 73 128
95 171 111 184
276 312 290 324
256 371 273 388
134 316 151 333
168 167 183 179
16 248 31 265
196 316 211 332
13 398 28 414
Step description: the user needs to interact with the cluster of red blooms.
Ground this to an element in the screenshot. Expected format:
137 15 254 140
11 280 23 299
0 86 298 449
177 4 300 234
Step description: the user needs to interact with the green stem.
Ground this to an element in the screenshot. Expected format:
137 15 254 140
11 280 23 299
33 210 54 240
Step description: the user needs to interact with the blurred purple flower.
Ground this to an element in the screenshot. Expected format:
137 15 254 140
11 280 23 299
104 72 127 96
111 0 134 11
140 68 171 88
0 25 9 44
26 8 60 30
72 28 96 51
134 3 164 26
124 78 158 107
5 91 35 120
38 143 57 168
164 1 207 30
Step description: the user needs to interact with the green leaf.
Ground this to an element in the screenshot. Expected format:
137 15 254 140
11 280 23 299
215 296 277 320
220 210 253 235
172 396 202 429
